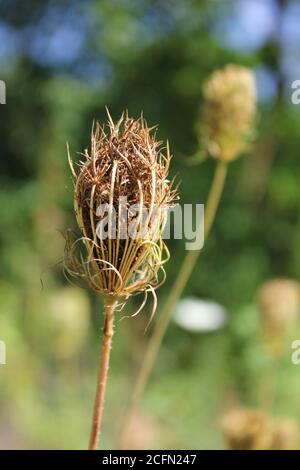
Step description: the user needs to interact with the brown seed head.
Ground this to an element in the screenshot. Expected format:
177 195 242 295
272 419 299 450
201 64 256 162
64 111 177 304
258 278 300 332
258 278 300 356
222 408 299 450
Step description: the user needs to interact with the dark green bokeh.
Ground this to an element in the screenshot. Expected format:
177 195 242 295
0 0 300 450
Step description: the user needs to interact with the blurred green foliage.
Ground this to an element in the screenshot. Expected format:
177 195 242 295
0 0 300 450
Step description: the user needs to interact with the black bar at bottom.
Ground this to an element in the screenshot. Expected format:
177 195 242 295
0 449 298 465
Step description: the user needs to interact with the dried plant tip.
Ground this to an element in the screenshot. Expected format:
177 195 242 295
258 278 300 356
201 64 257 162
272 419 299 450
221 408 273 450
258 278 300 330
64 111 177 303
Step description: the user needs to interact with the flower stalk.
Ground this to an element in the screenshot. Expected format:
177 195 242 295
89 296 117 450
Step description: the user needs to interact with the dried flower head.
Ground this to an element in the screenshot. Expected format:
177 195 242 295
64 111 177 308
222 409 299 450
258 278 300 331
272 419 299 450
258 278 300 355
201 64 256 162
221 408 273 450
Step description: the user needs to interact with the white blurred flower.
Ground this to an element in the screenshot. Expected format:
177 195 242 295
173 297 227 332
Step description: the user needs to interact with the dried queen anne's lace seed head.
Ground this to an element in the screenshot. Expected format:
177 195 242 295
64 112 177 306
222 409 299 450
221 408 274 450
258 278 300 331
201 64 256 162
272 419 299 450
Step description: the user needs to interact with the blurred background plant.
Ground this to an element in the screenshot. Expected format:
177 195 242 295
221 407 299 450
1 0 300 450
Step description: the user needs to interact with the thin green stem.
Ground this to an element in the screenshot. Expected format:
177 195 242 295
119 161 228 449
